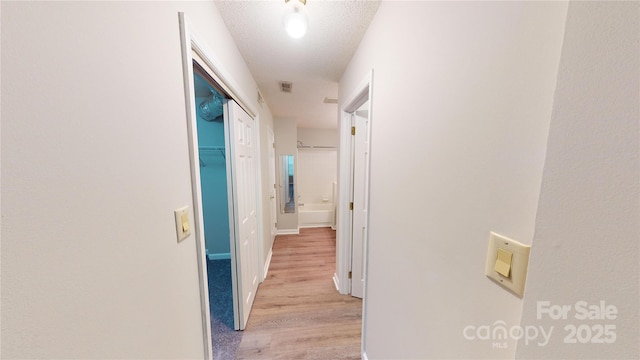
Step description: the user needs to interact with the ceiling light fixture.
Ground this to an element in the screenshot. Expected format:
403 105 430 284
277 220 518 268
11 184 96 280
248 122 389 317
283 0 308 39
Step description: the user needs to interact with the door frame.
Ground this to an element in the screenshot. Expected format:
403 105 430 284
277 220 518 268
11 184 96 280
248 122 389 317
178 12 264 358
336 70 373 295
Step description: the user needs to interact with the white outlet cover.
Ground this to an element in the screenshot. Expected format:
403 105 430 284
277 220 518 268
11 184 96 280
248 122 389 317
485 231 531 297
174 206 191 243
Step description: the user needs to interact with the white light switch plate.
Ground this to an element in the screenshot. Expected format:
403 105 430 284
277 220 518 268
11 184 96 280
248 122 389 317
175 206 191 242
485 231 531 297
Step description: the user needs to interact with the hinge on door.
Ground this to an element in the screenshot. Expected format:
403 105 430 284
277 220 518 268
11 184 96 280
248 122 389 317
351 126 356 136
348 271 352 279
349 202 354 210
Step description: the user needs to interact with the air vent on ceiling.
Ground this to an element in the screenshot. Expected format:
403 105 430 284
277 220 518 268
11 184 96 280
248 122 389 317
279 81 293 93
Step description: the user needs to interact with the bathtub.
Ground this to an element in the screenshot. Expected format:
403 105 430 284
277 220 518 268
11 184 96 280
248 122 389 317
298 203 334 228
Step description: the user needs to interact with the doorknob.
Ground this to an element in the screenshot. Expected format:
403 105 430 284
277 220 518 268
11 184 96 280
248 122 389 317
270 195 275 199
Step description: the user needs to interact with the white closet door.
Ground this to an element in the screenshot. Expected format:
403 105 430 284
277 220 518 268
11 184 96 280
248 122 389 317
225 100 259 330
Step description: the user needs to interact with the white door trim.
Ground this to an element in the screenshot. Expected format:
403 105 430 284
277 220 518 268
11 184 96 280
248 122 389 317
253 111 266 283
336 70 373 294
178 13 263 359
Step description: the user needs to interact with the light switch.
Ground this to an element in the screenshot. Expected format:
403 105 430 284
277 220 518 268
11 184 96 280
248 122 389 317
181 213 190 232
494 248 512 277
485 232 531 297
175 206 191 242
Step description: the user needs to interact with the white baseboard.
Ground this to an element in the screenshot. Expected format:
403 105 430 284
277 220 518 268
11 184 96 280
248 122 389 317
299 224 332 229
332 273 340 291
263 248 273 281
277 228 300 235
207 252 231 260
331 225 336 230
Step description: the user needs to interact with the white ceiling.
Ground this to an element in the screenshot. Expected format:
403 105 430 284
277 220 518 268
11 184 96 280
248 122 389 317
215 0 381 129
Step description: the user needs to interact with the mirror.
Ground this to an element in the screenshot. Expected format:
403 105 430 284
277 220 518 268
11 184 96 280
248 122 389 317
280 155 295 213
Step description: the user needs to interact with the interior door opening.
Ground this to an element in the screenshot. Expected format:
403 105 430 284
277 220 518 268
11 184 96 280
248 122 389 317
191 63 242 355
179 13 264 359
189 59 260 357
336 72 373 344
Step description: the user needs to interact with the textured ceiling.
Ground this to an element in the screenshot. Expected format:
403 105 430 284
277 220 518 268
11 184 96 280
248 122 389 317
215 0 380 129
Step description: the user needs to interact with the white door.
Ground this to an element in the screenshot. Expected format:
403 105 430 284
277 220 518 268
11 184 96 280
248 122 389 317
351 108 371 298
225 100 260 330
268 128 277 237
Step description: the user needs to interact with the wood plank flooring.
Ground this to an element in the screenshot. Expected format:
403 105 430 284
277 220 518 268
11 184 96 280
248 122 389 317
236 227 362 360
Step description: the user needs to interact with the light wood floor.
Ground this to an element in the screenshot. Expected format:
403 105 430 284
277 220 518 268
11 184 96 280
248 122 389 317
236 227 362 360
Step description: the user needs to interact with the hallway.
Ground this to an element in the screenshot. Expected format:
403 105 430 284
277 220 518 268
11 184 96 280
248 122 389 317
236 228 362 359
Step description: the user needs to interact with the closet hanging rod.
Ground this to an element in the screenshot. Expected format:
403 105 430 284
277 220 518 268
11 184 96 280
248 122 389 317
198 146 225 167
297 145 336 149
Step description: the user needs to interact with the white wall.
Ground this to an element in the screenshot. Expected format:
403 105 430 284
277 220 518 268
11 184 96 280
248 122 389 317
274 118 298 231
516 2 639 359
297 149 337 206
297 128 338 148
339 2 568 358
297 128 338 206
1 1 273 358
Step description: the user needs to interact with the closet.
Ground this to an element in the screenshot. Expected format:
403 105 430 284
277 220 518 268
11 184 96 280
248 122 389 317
193 65 240 355
190 57 261 357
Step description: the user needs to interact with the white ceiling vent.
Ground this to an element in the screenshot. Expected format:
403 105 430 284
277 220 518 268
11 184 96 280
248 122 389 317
279 81 293 93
